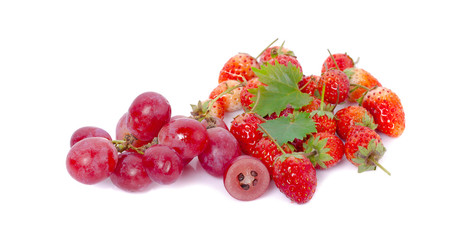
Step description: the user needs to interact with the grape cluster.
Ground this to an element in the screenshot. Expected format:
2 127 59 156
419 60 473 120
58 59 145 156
66 91 269 200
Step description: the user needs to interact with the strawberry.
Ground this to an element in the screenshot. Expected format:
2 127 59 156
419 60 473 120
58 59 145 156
298 75 319 96
317 69 350 104
240 77 266 111
229 113 265 154
264 105 294 120
267 54 303 73
335 105 377 141
304 132 344 170
344 68 382 102
273 153 317 204
190 99 225 120
209 80 243 112
218 53 259 83
362 86 405 137
250 137 292 176
301 97 337 134
259 45 295 64
344 125 389 175
321 52 354 73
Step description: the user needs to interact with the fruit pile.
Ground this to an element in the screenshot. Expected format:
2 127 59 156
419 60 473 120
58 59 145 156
66 39 405 204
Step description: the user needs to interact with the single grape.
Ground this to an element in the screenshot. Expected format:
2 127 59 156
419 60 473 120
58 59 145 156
127 92 171 142
223 155 270 201
116 113 150 148
110 152 152 192
70 126 112 147
157 118 209 160
66 137 118 185
198 127 241 177
143 145 184 184
200 116 228 130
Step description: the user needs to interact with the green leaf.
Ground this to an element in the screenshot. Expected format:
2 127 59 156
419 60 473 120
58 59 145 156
250 62 312 116
258 111 316 146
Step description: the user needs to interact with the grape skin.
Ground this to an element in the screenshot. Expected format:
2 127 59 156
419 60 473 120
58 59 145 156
70 126 112 147
127 92 171 142
66 137 118 185
143 145 184 185
198 127 241 177
110 152 152 192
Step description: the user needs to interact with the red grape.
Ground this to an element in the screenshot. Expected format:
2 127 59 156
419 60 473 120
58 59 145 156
127 92 171 142
200 116 228 130
66 137 118 185
70 126 112 147
198 127 241 177
143 145 184 184
157 118 209 160
224 155 270 201
110 152 152 192
116 113 150 148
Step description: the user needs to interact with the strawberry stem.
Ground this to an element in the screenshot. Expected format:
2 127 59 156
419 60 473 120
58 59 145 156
368 157 391 176
256 38 279 59
327 49 340 71
249 87 261 113
257 124 287 155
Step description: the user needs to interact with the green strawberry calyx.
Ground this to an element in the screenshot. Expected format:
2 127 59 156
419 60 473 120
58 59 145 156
303 135 334 169
352 139 390 175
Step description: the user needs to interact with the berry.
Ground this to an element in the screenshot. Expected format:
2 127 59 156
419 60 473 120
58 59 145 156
66 137 118 185
362 86 405 137
218 53 259 83
344 125 390 175
127 92 171 142
250 137 291 176
229 113 264 155
298 75 319 96
70 126 112 147
258 45 295 64
301 97 337 134
224 155 270 201
157 118 209 160
321 52 354 73
304 132 344 169
198 127 241 177
273 154 317 204
116 113 150 149
344 68 382 102
143 145 184 184
209 80 243 112
317 69 350 104
240 77 265 111
111 152 152 192
335 105 377 141
267 54 302 72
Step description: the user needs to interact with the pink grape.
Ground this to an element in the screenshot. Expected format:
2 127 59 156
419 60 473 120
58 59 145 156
223 155 270 201
66 137 118 185
198 127 241 177
143 145 184 184
157 118 209 160
116 113 150 148
110 152 152 192
127 92 171 142
70 126 112 147
200 116 228 130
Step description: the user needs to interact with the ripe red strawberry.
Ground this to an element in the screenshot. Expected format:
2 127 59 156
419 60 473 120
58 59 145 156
301 97 337 134
258 46 295 64
344 68 382 102
240 77 266 111
321 53 354 73
344 125 390 175
304 132 344 170
298 75 319 96
250 137 292 175
267 54 303 72
264 105 294 120
229 113 265 154
273 153 317 204
219 53 259 83
335 105 377 141
362 86 405 137
209 80 243 112
317 69 350 104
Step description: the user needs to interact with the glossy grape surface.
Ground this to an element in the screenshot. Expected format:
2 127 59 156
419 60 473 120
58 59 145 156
110 152 152 192
70 126 112 147
143 144 184 184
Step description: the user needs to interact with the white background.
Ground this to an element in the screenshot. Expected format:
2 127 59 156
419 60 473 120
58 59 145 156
1 0 474 239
